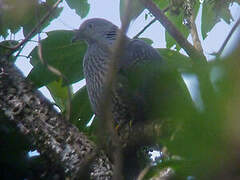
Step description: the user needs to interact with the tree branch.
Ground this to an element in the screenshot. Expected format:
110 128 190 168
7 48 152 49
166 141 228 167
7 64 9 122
217 15 240 57
0 57 113 179
140 0 206 62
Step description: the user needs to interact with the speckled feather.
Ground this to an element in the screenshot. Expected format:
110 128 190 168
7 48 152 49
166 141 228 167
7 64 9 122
73 18 165 125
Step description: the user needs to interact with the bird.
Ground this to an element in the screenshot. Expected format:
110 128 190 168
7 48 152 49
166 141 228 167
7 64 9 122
72 18 193 129
72 18 195 179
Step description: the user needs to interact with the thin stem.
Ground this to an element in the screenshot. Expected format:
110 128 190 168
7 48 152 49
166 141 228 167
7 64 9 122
190 13 203 53
134 18 156 39
16 55 30 59
133 6 170 39
217 16 240 57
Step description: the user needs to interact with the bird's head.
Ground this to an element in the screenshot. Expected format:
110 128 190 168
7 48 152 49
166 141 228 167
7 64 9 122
72 18 119 45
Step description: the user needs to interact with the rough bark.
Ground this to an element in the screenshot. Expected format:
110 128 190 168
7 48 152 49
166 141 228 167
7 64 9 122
0 56 113 179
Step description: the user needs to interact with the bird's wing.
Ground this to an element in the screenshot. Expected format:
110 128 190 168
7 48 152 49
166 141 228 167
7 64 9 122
116 39 196 122
120 39 163 70
112 39 163 123
114 39 165 122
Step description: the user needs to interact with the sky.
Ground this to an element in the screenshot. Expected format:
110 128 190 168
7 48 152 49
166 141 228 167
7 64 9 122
7 0 240 105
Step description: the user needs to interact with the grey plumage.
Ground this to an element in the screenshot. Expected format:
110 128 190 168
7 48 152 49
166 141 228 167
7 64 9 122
73 18 191 126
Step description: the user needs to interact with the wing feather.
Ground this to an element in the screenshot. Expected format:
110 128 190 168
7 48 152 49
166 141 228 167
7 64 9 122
120 39 163 70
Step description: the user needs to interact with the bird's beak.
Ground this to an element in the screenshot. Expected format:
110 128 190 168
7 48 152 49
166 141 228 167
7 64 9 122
72 29 84 43
71 30 79 43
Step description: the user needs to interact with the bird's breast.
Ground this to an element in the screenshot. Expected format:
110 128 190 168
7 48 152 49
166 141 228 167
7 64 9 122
83 47 111 114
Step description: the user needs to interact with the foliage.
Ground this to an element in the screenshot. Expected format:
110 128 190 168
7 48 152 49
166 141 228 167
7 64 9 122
0 0 240 179
0 0 63 38
201 0 239 39
120 0 144 23
65 0 90 18
28 30 87 87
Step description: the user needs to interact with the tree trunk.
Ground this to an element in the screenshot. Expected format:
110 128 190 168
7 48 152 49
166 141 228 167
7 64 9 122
0 56 113 179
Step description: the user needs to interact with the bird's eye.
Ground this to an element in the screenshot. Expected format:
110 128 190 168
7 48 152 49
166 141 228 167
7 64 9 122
87 23 93 29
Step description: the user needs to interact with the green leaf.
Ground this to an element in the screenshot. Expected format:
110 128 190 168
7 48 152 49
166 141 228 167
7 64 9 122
22 1 63 37
193 0 201 20
165 11 189 50
201 0 233 39
157 48 192 72
65 0 90 18
69 86 93 130
0 0 32 38
120 0 144 23
153 57 239 179
28 30 87 88
46 79 71 112
0 0 62 38
153 0 169 9
123 57 194 123
201 0 217 39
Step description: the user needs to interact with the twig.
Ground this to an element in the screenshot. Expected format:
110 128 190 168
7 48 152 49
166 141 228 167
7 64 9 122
37 36 72 121
133 6 170 39
216 15 240 57
189 13 203 53
13 41 28 61
6 0 62 55
134 18 157 39
140 0 206 62
16 55 30 59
